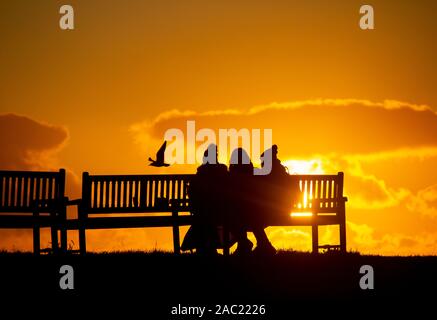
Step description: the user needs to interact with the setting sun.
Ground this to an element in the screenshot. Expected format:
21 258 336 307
283 160 325 175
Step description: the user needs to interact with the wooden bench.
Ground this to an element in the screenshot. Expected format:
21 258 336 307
0 169 68 254
72 172 346 255
274 173 347 253
71 172 193 255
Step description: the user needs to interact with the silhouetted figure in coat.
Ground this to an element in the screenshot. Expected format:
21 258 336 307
255 144 292 254
184 144 228 255
256 145 295 252
260 144 287 176
229 148 276 255
228 148 253 255
228 148 255 255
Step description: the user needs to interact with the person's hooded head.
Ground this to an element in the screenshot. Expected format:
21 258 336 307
229 147 253 174
202 144 218 165
260 144 278 168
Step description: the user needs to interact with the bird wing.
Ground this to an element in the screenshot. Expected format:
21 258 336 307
156 141 167 163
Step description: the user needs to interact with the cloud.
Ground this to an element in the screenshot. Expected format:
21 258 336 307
347 221 437 255
318 155 410 209
0 113 68 170
321 152 437 217
407 184 437 218
0 114 81 251
0 113 80 198
344 146 437 163
345 174 409 209
131 99 437 158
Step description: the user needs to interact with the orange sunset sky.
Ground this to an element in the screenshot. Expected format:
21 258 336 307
1 0 437 254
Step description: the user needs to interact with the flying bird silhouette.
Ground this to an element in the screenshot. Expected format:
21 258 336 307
148 141 170 167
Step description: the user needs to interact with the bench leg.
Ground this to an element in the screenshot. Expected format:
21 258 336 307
33 211 40 255
33 226 40 255
173 226 180 254
312 225 318 254
339 221 346 253
78 210 87 255
60 228 67 253
51 226 59 254
79 227 86 255
60 208 68 253
172 211 180 254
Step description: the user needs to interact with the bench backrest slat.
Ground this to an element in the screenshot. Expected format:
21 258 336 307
291 173 344 212
0 170 66 213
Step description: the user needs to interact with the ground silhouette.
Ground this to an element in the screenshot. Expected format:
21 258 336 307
0 250 436 317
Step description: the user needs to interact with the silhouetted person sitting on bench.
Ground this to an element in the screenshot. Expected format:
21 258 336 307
229 148 276 255
260 144 287 176
185 144 228 255
256 144 294 244
228 148 254 255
